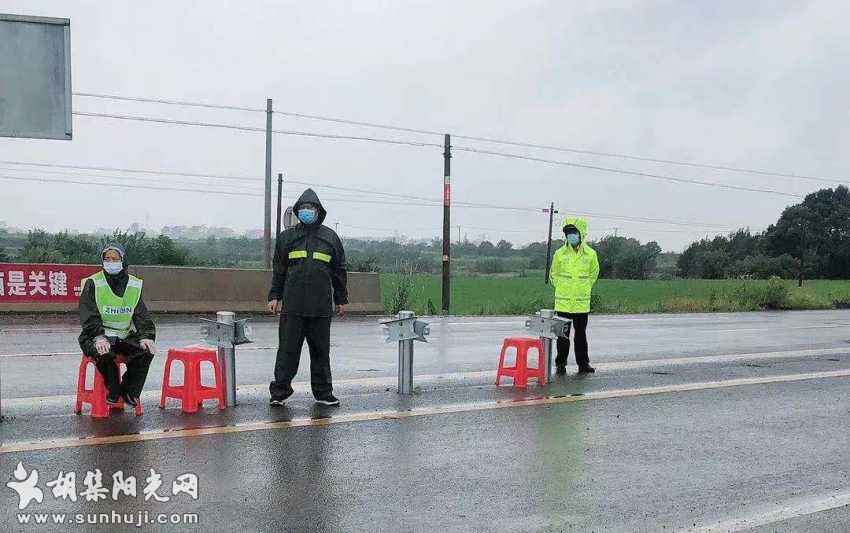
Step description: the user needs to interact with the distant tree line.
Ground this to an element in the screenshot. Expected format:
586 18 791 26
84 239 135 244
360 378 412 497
344 234 664 279
1 228 669 280
8 230 191 266
678 186 850 282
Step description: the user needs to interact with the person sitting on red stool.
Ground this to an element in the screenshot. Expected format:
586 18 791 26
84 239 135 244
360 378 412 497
78 244 156 407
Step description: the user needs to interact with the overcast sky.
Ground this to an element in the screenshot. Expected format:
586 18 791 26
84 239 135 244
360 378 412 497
1 0 848 251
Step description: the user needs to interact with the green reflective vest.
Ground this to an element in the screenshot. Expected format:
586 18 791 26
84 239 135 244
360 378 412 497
86 271 143 339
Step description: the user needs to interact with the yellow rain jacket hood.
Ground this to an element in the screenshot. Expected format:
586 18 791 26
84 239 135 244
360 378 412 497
549 216 600 313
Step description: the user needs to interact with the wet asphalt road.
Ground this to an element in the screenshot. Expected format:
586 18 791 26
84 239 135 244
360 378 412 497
2 310 850 398
0 311 849 532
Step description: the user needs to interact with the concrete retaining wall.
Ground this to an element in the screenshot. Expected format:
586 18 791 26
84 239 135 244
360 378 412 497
0 266 383 314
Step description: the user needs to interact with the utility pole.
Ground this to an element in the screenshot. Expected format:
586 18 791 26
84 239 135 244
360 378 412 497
335 222 340 236
442 134 452 314
613 227 619 238
264 98 273 269
544 202 559 284
275 173 283 242
457 225 461 244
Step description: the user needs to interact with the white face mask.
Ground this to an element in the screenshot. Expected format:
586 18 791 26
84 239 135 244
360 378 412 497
103 261 123 275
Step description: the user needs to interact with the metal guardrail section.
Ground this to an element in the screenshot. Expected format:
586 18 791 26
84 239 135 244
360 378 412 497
381 316 431 343
381 311 431 394
200 312 253 407
525 313 571 340
526 310 571 382
200 318 253 347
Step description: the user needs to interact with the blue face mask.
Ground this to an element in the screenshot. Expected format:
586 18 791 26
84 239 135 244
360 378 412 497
297 208 318 225
566 233 581 246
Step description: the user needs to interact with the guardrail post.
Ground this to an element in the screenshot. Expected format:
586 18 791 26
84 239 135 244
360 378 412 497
398 311 415 395
525 309 571 383
217 311 238 407
381 310 430 395
200 311 253 407
540 309 555 382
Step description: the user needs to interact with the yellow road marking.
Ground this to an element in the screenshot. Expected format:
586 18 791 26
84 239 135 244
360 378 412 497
2 369 849 455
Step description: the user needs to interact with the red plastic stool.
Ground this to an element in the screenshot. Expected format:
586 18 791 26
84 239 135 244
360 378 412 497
495 337 546 388
159 346 225 413
75 354 144 418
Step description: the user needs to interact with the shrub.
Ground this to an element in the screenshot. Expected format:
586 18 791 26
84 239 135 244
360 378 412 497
475 258 507 274
763 276 791 309
382 266 423 314
736 276 790 310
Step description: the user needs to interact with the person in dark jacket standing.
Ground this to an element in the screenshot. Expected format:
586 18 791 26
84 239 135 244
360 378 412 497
79 244 156 406
268 188 348 406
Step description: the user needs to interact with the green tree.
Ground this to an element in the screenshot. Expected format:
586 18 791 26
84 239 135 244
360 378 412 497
496 240 514 255
478 240 496 255
19 230 96 264
765 186 850 285
594 236 661 279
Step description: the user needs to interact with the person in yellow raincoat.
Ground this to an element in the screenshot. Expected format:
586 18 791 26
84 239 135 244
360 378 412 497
549 216 600 374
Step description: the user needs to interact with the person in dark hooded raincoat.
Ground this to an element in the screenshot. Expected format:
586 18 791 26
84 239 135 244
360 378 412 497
268 188 348 406
78 244 156 406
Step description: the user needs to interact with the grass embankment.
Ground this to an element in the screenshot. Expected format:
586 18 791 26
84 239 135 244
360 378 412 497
380 274 850 315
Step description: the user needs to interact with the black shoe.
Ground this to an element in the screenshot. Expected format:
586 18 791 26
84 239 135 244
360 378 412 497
315 394 340 406
121 393 138 407
556 366 567 375
106 393 121 405
578 366 596 374
270 390 293 406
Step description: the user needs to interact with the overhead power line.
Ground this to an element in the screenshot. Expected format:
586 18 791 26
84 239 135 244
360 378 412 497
452 135 847 185
453 146 804 198
3 172 731 229
0 159 443 203
73 111 809 198
0 166 262 193
72 111 443 148
75 91 847 184
0 174 441 207
0 174 261 198
74 92 266 113
0 159 259 182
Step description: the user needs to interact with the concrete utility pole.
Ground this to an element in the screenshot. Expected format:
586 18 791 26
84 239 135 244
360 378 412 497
442 134 452 314
544 203 559 284
264 98 273 269
275 173 284 243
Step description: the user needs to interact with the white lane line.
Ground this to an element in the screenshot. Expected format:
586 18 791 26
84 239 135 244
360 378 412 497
2 347 847 408
0 351 78 358
0 345 282 358
429 321 525 328
703 324 850 333
682 489 850 532
2 369 850 454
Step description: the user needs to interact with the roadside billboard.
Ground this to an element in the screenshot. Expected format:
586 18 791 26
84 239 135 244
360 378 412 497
0 14 72 140
0 263 96 303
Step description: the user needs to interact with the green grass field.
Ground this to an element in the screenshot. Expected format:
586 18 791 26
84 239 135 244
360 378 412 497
380 274 850 315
